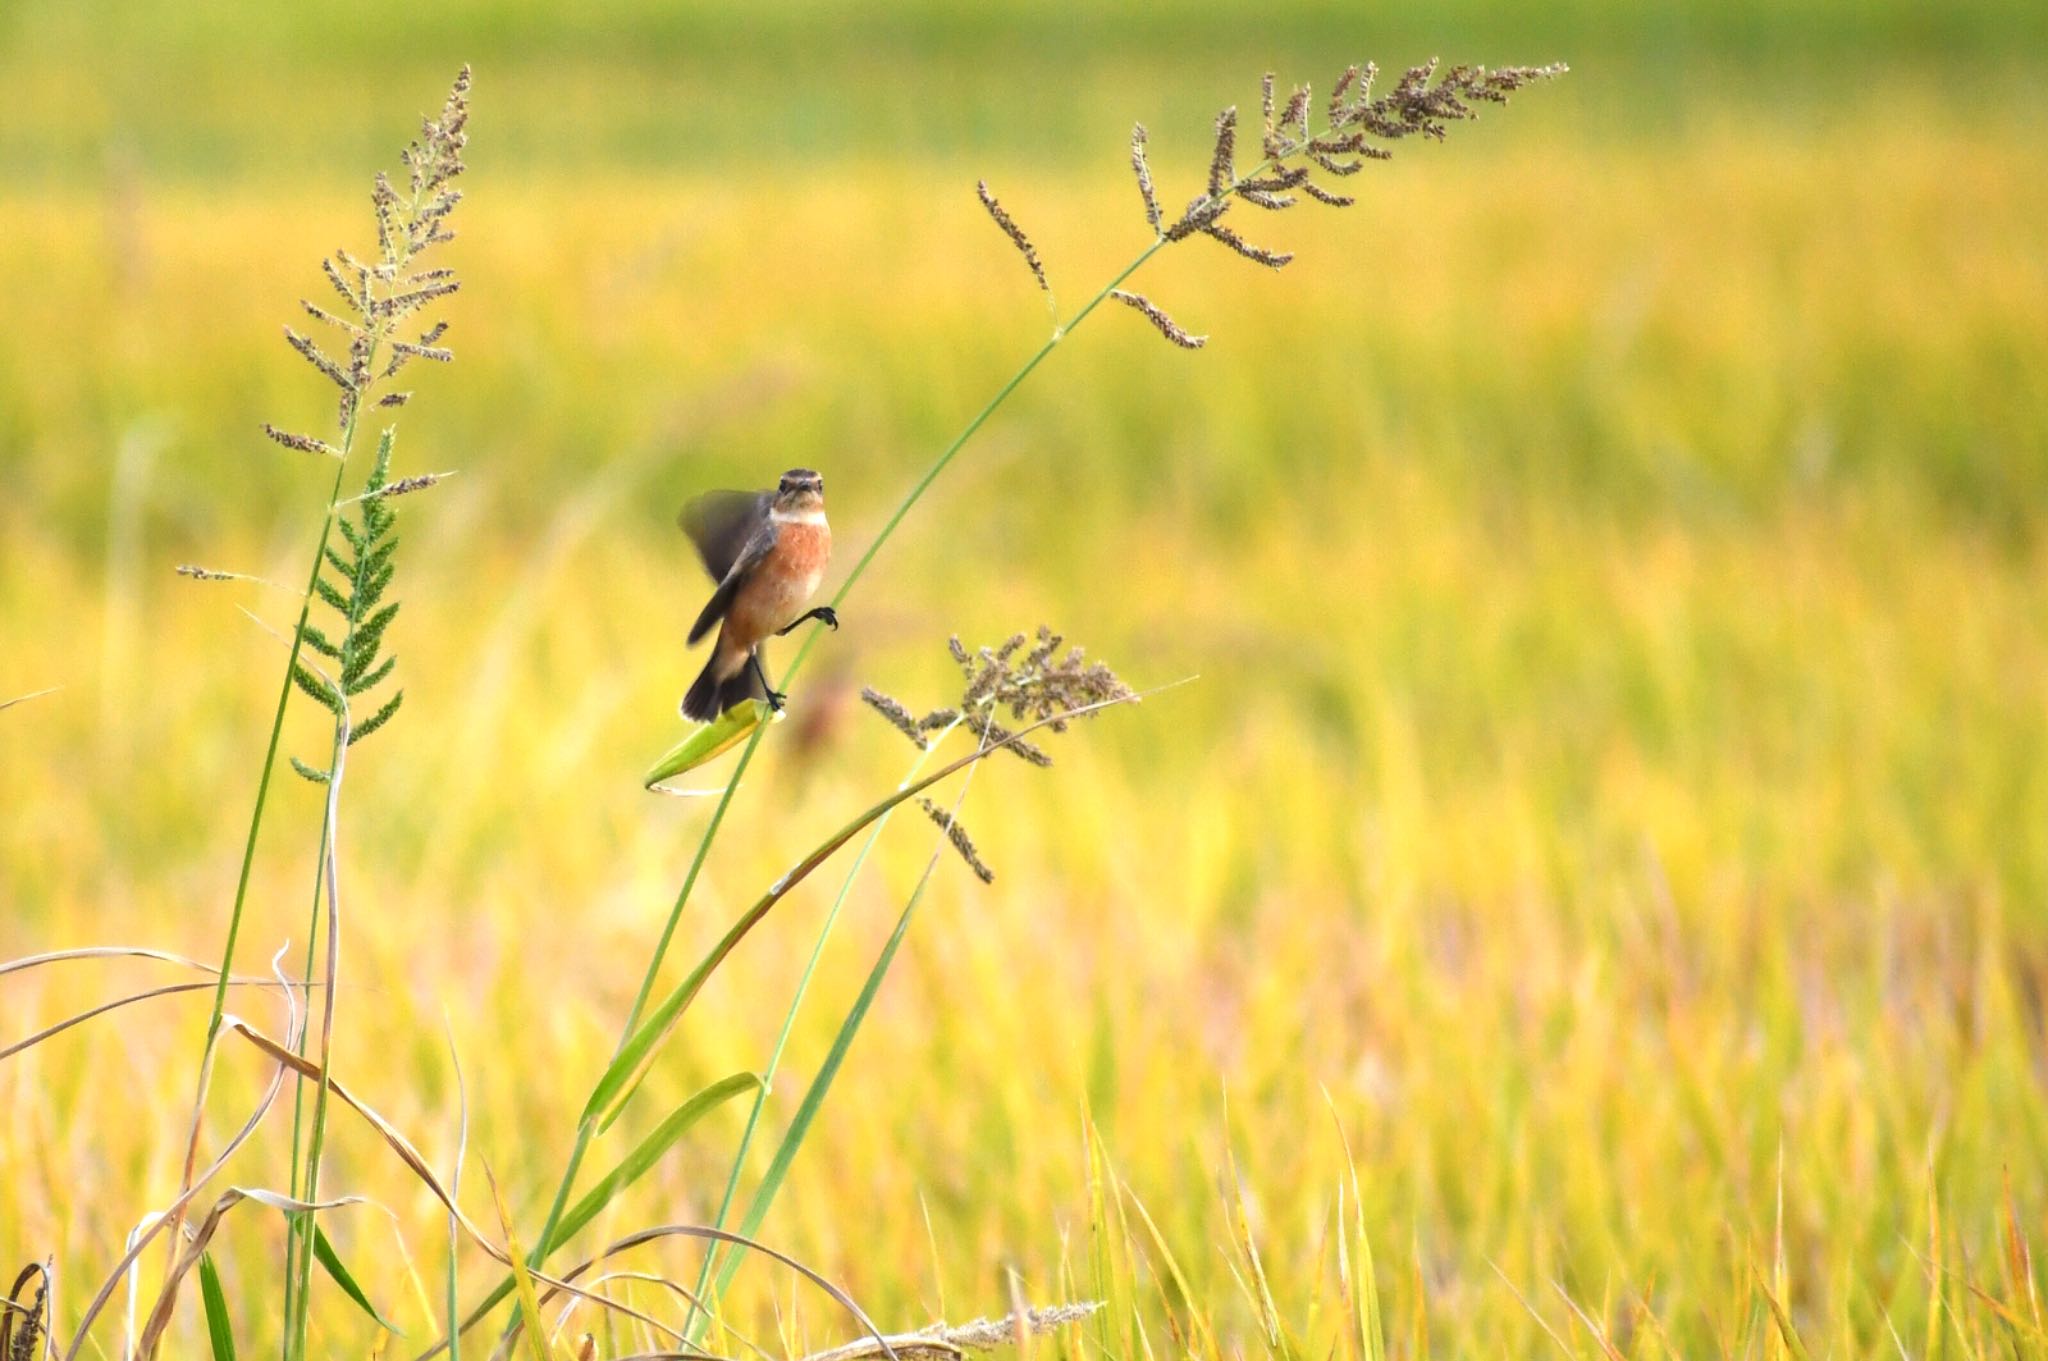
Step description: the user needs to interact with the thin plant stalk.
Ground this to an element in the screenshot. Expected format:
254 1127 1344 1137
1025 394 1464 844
166 449 352 1271
518 741 757 1275
277 85 468 1348
446 1017 471 1361
279 849 326 1340
686 716 968 1331
178 62 468 1344
286 708 347 1361
692 726 989 1345
274 294 378 1361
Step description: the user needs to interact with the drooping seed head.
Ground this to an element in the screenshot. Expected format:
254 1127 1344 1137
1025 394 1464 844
976 180 1049 294
1111 289 1206 350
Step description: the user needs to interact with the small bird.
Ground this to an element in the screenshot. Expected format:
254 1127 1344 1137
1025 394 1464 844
677 467 838 722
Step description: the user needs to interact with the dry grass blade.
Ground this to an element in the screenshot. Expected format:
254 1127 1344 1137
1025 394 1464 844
208 1019 853 1361
0 978 292 1062
1749 1264 1812 1361
0 686 60 715
513 1227 900 1361
1549 1282 1627 1361
487 1166 554 1361
64 949 305 1360
548 1274 744 1361
442 1014 470 1361
2002 1169 2042 1330
138 1187 373 1357
1218 1132 1284 1356
213 1019 681 1355
794 1304 1103 1361
1484 1262 1573 1360
0 944 245 980
1117 1182 1212 1358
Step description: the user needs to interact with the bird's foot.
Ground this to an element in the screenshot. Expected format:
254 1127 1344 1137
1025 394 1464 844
777 606 840 636
765 688 788 712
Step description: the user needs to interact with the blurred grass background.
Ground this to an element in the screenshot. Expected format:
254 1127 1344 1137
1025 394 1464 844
3 0 2047 1355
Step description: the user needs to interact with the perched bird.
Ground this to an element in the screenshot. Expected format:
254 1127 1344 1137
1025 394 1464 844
677 468 837 722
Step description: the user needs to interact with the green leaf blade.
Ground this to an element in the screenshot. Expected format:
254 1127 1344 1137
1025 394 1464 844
556 1072 759 1251
199 1252 239 1361
313 1225 403 1335
642 701 778 788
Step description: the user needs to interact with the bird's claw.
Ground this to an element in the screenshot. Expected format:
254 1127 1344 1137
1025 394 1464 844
766 689 788 712
776 606 841 637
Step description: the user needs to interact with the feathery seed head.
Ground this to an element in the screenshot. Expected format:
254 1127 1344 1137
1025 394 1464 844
976 180 1049 295
1202 222 1293 269
283 327 351 391
1330 63 1362 115
1206 106 1238 197
1111 290 1206 350
262 423 342 459
1238 188 1296 212
918 797 996 884
368 472 449 499
861 687 930 750
1130 123 1162 233
1277 86 1311 144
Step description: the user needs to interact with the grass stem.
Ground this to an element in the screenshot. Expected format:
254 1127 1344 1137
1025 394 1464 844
164 454 349 1279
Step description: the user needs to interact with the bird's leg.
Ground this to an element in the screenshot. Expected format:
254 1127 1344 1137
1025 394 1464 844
776 606 839 636
749 649 788 711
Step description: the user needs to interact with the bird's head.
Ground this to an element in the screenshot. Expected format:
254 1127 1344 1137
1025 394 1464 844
774 468 825 515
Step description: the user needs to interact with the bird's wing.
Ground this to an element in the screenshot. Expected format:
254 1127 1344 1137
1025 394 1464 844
678 489 771 582
687 517 779 645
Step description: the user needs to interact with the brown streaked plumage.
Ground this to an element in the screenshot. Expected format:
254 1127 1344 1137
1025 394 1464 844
677 468 836 722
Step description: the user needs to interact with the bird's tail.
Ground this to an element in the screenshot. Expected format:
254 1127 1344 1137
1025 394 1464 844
681 644 769 723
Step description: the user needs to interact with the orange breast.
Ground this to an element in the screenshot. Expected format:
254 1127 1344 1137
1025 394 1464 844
776 521 832 580
725 520 831 643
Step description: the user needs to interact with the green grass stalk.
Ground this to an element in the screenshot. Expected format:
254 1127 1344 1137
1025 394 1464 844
685 716 968 1330
691 730 988 1341
166 452 351 1280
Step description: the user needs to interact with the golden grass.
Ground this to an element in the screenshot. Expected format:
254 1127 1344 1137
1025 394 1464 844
2 93 2046 1355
